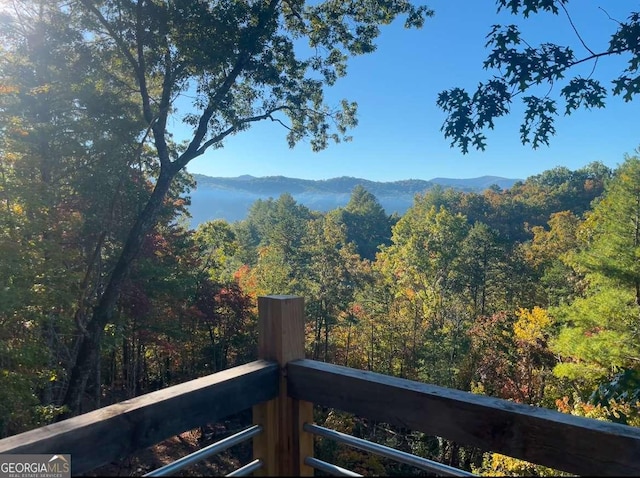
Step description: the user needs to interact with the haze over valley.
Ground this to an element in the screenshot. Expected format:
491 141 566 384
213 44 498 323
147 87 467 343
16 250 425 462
188 173 520 225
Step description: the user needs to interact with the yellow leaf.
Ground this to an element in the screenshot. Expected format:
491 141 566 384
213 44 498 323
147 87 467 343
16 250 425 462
513 306 551 344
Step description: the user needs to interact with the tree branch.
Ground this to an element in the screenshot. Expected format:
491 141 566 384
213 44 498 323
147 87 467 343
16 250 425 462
134 0 154 125
151 29 175 169
501 47 627 101
560 3 595 56
78 0 151 121
181 0 280 162
174 107 289 170
569 48 627 68
598 6 623 25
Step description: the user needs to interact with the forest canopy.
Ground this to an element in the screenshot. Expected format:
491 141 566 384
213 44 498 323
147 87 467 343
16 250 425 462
0 0 432 416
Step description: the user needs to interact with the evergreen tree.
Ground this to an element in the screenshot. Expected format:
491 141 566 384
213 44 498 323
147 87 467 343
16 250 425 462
551 154 640 397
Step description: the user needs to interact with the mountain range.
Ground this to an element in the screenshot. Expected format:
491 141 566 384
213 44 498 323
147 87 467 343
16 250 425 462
187 174 521 226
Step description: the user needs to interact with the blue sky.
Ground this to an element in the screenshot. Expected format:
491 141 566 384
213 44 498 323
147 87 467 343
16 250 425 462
182 0 639 182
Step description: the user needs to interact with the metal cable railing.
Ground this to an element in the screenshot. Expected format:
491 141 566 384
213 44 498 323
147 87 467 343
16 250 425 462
305 456 363 476
226 458 263 476
304 423 477 477
143 425 263 477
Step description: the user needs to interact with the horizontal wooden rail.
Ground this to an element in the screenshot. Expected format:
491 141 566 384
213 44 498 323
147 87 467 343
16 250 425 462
287 359 640 476
0 360 279 475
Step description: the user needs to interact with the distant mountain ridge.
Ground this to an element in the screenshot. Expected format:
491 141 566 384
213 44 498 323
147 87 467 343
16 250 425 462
187 173 520 226
194 174 437 195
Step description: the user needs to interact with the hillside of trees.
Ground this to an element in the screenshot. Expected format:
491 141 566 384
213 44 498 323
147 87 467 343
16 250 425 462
187 173 520 224
4 146 640 474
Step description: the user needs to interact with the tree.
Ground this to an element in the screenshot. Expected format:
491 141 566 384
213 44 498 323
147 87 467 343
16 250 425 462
576 155 640 304
301 215 366 361
551 155 640 396
0 0 165 422
507 163 611 226
193 219 240 283
437 1 640 152
469 307 555 407
0 0 433 415
455 222 503 317
377 200 470 386
523 210 582 306
331 185 393 261
239 194 313 295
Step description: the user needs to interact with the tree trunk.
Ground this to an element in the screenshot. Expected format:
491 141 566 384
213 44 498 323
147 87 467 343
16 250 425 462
60 167 176 417
323 315 329 363
345 324 351 367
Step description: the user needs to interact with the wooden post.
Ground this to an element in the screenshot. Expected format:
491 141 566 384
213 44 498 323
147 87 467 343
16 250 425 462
252 296 314 476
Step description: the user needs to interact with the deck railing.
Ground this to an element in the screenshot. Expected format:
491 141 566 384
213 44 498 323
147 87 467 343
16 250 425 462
0 359 278 475
1 295 640 476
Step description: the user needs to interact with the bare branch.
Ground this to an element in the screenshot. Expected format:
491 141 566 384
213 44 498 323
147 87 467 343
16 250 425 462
269 114 292 130
598 6 623 25
569 48 627 68
192 107 290 159
586 56 599 80
560 3 595 56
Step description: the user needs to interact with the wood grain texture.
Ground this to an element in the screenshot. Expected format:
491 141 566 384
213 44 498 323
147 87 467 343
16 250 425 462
0 360 278 475
287 359 640 476
252 399 278 476
253 296 313 476
293 399 315 477
257 295 305 364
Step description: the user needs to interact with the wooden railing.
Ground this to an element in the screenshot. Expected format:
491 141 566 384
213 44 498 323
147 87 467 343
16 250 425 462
1 295 640 476
0 360 278 474
288 359 640 476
